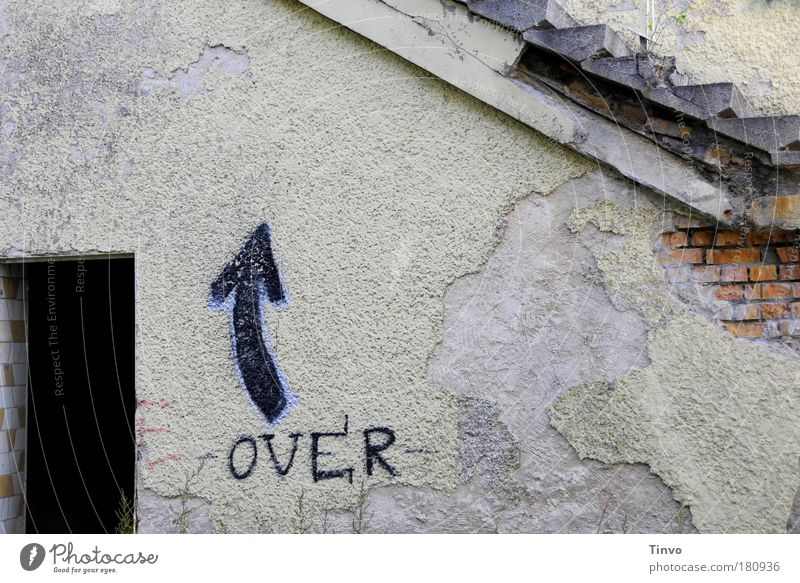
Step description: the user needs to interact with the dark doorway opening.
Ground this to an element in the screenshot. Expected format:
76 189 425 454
25 257 135 534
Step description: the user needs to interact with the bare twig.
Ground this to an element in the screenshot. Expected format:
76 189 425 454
351 479 373 534
172 459 206 534
291 488 312 534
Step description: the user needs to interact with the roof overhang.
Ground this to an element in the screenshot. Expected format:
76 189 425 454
296 0 800 230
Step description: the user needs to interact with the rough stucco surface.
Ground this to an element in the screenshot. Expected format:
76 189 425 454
549 193 800 534
563 0 800 115
366 170 697 533
3 0 800 534
0 0 593 532
550 313 800 533
368 168 800 533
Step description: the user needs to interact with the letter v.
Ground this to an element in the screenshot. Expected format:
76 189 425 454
259 433 303 476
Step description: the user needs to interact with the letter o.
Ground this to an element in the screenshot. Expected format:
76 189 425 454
228 436 258 479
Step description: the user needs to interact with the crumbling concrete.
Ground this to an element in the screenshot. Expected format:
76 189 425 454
469 0 578 32
138 45 252 102
524 24 633 61
3 0 800 534
367 170 697 533
136 488 213 534
550 313 800 533
560 0 800 116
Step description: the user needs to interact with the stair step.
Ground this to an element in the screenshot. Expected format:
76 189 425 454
643 83 749 120
470 0 577 32
524 24 633 62
671 83 750 118
581 56 649 89
771 150 800 167
709 116 800 152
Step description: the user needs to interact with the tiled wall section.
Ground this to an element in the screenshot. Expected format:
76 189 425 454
659 217 800 339
0 264 26 534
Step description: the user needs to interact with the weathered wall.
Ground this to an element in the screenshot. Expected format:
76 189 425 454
2 0 800 534
368 170 699 533
0 0 588 533
563 0 800 115
367 168 800 534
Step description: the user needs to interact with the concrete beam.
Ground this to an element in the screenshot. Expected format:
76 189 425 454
297 0 737 224
470 0 577 32
524 24 633 62
750 195 800 229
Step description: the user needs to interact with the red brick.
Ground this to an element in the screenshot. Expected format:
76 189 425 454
776 247 800 263
733 304 760 321
779 321 800 337
661 248 704 264
720 265 748 282
669 232 688 247
714 285 745 301
772 230 799 243
715 231 746 246
724 322 765 338
748 230 797 244
761 303 790 319
749 232 772 244
691 266 720 283
749 265 778 282
706 248 761 264
691 231 714 246
779 265 800 280
753 283 794 300
716 305 734 320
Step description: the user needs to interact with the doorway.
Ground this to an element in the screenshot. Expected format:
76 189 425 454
24 257 135 534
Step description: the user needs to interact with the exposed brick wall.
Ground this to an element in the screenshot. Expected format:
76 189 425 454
659 217 800 339
0 264 26 534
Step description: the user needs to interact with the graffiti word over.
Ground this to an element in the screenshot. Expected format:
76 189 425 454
227 416 397 482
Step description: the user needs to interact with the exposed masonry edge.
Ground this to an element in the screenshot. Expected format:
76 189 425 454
296 0 736 226
454 0 800 165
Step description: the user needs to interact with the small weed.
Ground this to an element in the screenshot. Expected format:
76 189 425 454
320 508 333 534
172 459 206 534
351 479 373 534
675 4 691 29
114 490 135 534
291 488 312 534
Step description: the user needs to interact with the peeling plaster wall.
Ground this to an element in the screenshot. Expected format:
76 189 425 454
547 193 800 533
550 313 800 533
368 170 698 533
2 0 799 534
0 0 592 532
563 0 800 115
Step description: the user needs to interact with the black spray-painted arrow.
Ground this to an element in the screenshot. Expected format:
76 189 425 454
209 224 297 425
